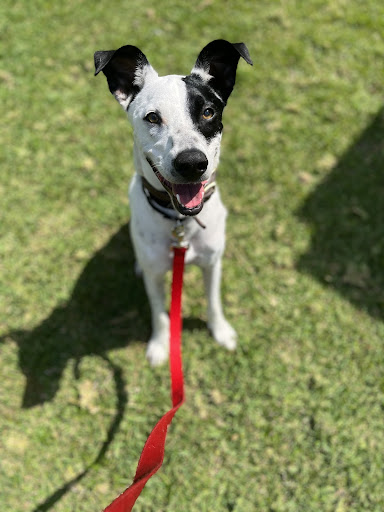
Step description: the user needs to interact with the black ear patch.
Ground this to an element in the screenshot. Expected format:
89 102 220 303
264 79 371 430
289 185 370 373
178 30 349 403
94 45 150 107
192 39 253 104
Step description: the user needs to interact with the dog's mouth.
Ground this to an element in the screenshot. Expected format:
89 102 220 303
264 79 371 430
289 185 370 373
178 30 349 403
146 158 206 216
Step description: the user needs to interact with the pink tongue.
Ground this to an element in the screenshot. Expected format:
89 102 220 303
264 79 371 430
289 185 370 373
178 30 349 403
172 182 204 209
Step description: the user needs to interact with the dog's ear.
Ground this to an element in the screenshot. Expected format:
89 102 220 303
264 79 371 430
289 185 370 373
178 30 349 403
191 40 253 104
94 45 157 110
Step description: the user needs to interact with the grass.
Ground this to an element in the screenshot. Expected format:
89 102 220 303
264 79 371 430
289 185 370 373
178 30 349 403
1 0 384 510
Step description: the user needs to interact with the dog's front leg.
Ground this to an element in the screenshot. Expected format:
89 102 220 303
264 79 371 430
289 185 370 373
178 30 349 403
202 258 237 351
142 269 170 366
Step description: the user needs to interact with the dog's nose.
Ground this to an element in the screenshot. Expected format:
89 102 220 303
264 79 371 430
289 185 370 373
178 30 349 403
174 150 208 181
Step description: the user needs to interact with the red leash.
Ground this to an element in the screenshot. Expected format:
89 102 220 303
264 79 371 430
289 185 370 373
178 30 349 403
104 239 187 512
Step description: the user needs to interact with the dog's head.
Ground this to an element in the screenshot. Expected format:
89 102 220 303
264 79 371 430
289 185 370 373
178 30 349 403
95 40 252 216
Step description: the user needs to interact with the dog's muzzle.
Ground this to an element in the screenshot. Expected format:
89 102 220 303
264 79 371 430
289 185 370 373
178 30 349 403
146 156 210 216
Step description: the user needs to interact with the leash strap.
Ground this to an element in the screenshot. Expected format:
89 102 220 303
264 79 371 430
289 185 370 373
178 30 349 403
104 246 187 512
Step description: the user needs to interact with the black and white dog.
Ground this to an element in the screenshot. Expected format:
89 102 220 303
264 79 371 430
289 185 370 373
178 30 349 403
94 40 252 366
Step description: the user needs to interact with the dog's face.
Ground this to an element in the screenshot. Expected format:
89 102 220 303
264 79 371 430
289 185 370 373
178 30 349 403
127 72 225 214
95 40 252 215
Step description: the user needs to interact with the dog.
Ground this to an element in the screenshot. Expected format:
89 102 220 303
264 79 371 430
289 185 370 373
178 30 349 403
94 39 252 366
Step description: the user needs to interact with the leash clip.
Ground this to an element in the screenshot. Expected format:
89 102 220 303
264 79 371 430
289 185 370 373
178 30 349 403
171 220 189 249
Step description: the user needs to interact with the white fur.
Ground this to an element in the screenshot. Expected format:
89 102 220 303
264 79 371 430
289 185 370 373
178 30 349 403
118 71 236 366
190 67 212 83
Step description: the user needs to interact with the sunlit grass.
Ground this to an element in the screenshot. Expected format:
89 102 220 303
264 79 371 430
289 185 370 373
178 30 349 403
1 1 384 511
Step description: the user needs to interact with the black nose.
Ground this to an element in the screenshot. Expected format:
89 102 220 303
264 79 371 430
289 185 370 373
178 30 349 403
174 150 208 181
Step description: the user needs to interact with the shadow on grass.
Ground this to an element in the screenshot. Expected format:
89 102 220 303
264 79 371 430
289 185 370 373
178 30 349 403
32 354 126 512
3 222 151 510
4 221 207 512
10 222 150 408
297 107 384 318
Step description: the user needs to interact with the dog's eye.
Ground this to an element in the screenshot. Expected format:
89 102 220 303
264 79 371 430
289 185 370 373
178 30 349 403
202 108 214 120
145 112 161 124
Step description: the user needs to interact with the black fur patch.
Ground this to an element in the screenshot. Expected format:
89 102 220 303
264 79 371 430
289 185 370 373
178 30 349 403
182 74 225 141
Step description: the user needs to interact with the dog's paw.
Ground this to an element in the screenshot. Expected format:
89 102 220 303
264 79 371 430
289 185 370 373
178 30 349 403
146 338 169 367
209 319 237 351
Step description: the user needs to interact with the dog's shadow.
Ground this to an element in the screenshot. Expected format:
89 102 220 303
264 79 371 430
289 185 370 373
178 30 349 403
4 221 206 511
297 107 384 318
7 222 150 409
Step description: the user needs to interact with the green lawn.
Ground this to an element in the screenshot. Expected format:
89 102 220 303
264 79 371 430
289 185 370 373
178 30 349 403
1 1 384 511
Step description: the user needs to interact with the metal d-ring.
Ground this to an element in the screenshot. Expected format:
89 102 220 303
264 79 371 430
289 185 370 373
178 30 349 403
171 220 189 249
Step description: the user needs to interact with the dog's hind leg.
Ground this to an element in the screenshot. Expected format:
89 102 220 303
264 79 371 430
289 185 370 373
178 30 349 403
202 259 237 351
142 270 170 366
